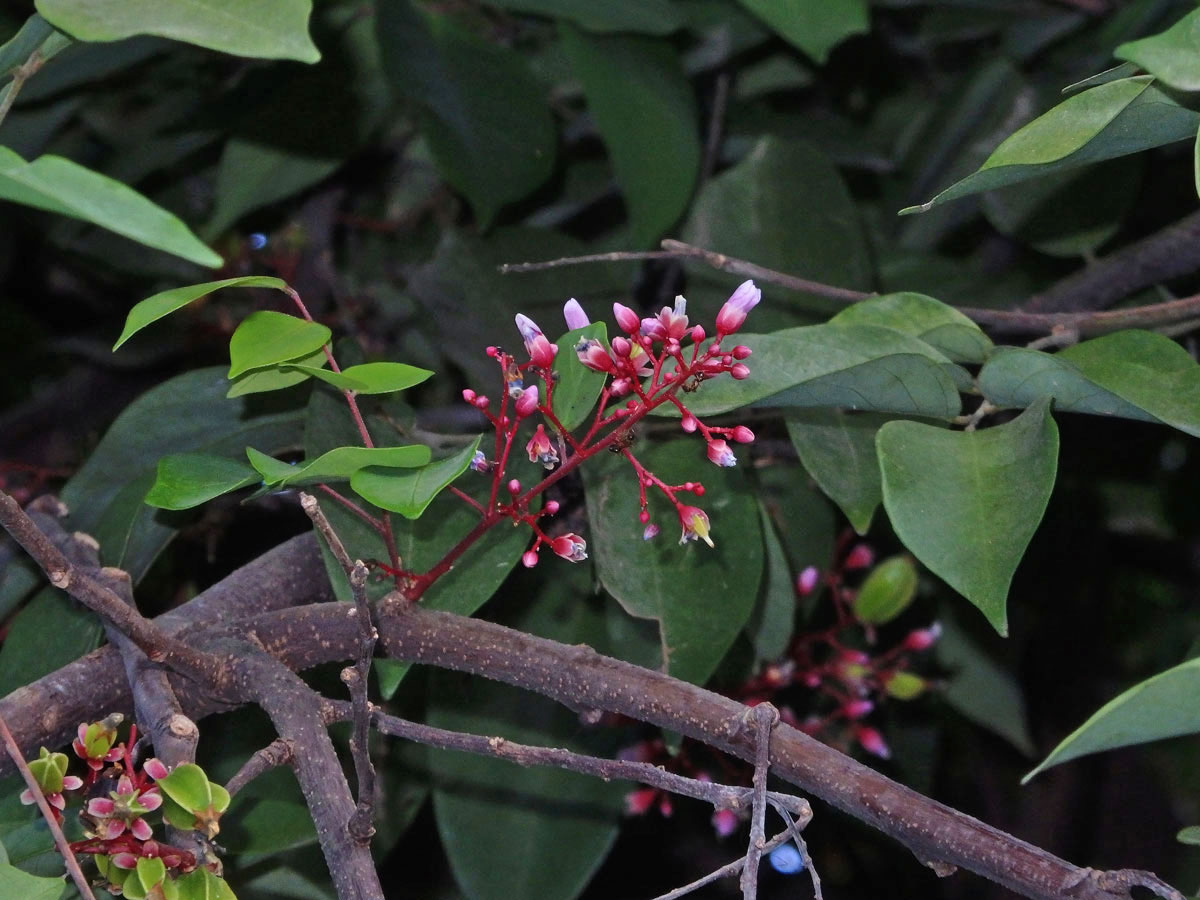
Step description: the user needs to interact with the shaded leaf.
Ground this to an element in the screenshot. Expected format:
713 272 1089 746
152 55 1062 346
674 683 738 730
483 0 684 33
877 399 1059 635
980 331 1200 437
0 864 65 900
744 503 795 663
583 440 762 684
829 292 993 363
660 325 964 419
0 147 221 267
227 311 330 378
206 139 340 238
785 409 893 534
351 438 480 519
143 453 260 510
904 77 1199 213
0 15 56 77
1024 655 1200 782
552 323 608 431
735 0 867 64
376 1 556 226
1178 826 1200 846
560 24 699 247
1115 8 1200 92
35 0 320 62
114 276 288 350
227 349 327 398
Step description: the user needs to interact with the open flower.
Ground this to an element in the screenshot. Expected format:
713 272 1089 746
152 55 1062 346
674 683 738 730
677 506 714 547
526 424 559 469
550 533 588 562
706 439 737 468
641 296 690 343
84 773 162 841
574 337 614 372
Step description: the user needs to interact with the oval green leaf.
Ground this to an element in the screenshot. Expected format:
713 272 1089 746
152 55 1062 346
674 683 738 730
155 763 214 814
560 25 699 248
1115 8 1200 92
903 77 1200 213
551 322 608 431
227 348 327 398
114 276 289 350
1023 655 1200 783
0 863 68 900
227 311 330 378
852 555 918 625
143 453 259 510
175 870 237 900
829 292 993 364
339 362 434 394
877 399 1059 636
0 147 221 267
735 0 867 64
247 444 431 488
281 365 370 393
35 0 320 62
351 437 481 519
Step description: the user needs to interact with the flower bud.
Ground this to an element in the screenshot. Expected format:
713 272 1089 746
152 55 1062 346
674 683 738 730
551 533 588 562
613 302 641 335
706 439 737 468
691 324 706 343
462 388 476 403
902 622 943 651
855 725 891 759
611 336 631 357
544 500 560 514
515 384 539 418
681 414 698 433
844 543 874 570
563 298 590 330
795 565 820 596
522 550 539 568
643 523 660 540
507 479 521 495
732 345 752 360
732 425 755 444
715 280 761 336
842 699 874 720
730 363 750 379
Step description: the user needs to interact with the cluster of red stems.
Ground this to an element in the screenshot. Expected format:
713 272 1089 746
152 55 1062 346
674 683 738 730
452 280 763 569
622 536 942 837
20 716 204 879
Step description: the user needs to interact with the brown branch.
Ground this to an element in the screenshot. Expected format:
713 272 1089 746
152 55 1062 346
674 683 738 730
0 713 97 900
1022 210 1200 314
740 703 778 899
651 828 796 900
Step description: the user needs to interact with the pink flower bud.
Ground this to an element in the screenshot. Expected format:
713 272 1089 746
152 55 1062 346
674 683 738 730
855 725 891 759
731 425 754 444
544 500 560 514
844 543 874 570
706 439 737 468
625 787 657 816
643 523 660 540
732 345 752 359
563 298 590 330
515 384 539 418
903 622 943 651
611 336 631 357
715 279 761 336
522 550 539 568
551 533 588 562
796 565 820 596
507 479 521 495
680 414 698 433
843 699 874 719
474 395 490 409
639 509 650 524
712 808 739 838
462 388 476 403
730 363 750 379
610 377 631 397
801 671 821 688
514 313 557 368
691 324 706 343
574 338 614 372
613 302 641 335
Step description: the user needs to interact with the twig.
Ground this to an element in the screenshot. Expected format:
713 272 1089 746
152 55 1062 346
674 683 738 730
0 49 44 132
0 491 227 687
779 803 822 900
651 829 796 900
740 703 779 900
0 713 97 900
226 737 296 797
301 493 355 575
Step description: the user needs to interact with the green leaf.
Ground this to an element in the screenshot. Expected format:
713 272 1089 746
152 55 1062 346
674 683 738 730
136 857 167 892
338 362 434 395
583 439 763 684
552 323 608 431
744 503 795 663
877 399 1059 635
222 797 317 855
0 147 221 267
903 77 1200 213
351 437 481 519
114 276 289 350
35 0 320 62
560 25 699 248
1115 8 1200 92
1024 655 1200 782
206 139 339 238
428 574 621 900
936 612 1034 756
680 137 872 329
980 331 1200 438
156 763 215 814
1178 826 1200 846
227 311 330 378
0 15 56 76
226 349 327 398
143 453 259 510
735 0 867 64
248 444 431 488
281 365 369 393
176 869 237 900
482 0 684 33
852 555 918 625
376 1 556 227
660 325 964 419
785 409 894 534
828 293 993 364
0 863 66 900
